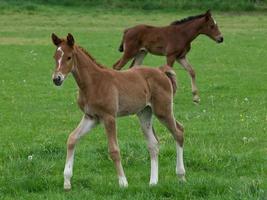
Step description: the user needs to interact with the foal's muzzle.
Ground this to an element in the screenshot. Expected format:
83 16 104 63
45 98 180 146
52 73 64 86
216 36 224 43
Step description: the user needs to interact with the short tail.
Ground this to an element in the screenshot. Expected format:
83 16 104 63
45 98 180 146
118 29 129 52
159 65 177 95
118 42 124 52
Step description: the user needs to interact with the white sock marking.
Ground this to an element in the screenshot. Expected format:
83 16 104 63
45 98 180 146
149 158 158 185
63 116 96 190
176 143 185 176
118 176 128 187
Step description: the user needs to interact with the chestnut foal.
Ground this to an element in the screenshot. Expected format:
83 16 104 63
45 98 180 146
113 10 223 103
51 33 185 190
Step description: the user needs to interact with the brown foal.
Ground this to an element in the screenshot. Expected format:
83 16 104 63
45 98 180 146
113 10 223 103
51 33 185 190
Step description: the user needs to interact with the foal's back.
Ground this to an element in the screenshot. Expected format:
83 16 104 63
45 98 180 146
123 24 177 55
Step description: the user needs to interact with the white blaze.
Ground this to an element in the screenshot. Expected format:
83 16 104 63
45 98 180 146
212 17 217 25
57 47 64 70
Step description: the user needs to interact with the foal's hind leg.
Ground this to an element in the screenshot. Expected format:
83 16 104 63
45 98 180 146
63 115 97 190
129 50 147 68
103 115 128 187
152 104 186 181
137 106 159 186
113 44 139 70
177 57 200 104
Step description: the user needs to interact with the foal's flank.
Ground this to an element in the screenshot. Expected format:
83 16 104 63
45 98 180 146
113 10 223 103
51 33 186 190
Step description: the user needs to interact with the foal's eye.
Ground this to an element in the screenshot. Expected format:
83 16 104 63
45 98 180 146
67 56 71 60
210 25 215 29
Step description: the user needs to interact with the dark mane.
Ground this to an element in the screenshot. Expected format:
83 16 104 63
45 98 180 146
170 13 205 25
77 45 105 68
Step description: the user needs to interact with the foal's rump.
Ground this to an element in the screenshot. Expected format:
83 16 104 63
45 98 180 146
124 65 176 97
120 25 167 55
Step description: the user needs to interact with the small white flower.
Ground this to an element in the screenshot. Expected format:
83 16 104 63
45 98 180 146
244 97 248 102
242 137 248 144
203 109 206 113
23 80 26 83
28 155 33 161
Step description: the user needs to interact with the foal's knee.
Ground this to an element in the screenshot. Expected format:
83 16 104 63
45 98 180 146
148 143 159 158
189 69 195 79
175 130 184 147
109 149 121 162
67 135 77 150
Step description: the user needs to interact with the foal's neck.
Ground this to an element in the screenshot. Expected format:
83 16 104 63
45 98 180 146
71 46 103 91
178 17 206 43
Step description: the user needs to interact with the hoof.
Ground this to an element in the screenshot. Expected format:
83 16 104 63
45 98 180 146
193 96 200 104
178 174 186 182
119 176 128 188
149 182 158 187
149 179 158 186
64 181 71 191
113 66 121 71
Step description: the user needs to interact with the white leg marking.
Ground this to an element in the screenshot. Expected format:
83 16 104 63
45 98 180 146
176 143 186 182
63 152 73 190
149 157 158 186
138 108 159 186
133 50 147 66
118 176 128 188
63 116 96 190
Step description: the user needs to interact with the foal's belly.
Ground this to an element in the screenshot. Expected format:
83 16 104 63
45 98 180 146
116 83 150 116
117 97 148 117
141 45 165 56
143 37 166 56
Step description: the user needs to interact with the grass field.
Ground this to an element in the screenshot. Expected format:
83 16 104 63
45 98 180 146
0 6 266 200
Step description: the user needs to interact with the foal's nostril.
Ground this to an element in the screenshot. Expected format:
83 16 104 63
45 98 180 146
218 37 224 43
53 75 62 86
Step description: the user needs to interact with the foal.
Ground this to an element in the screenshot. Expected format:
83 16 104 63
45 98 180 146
51 33 185 190
113 10 223 103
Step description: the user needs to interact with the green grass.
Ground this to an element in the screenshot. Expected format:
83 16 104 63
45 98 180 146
0 6 266 200
0 0 267 11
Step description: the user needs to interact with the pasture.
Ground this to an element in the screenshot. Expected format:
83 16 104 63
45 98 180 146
0 6 266 200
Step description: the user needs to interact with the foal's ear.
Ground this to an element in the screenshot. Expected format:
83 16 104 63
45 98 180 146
67 33 75 47
51 33 62 46
205 9 211 21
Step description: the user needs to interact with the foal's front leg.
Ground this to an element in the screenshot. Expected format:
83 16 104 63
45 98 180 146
63 115 96 190
103 115 128 187
177 57 200 103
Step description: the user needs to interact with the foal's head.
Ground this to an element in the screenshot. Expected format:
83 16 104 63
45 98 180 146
51 33 76 86
200 10 223 43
